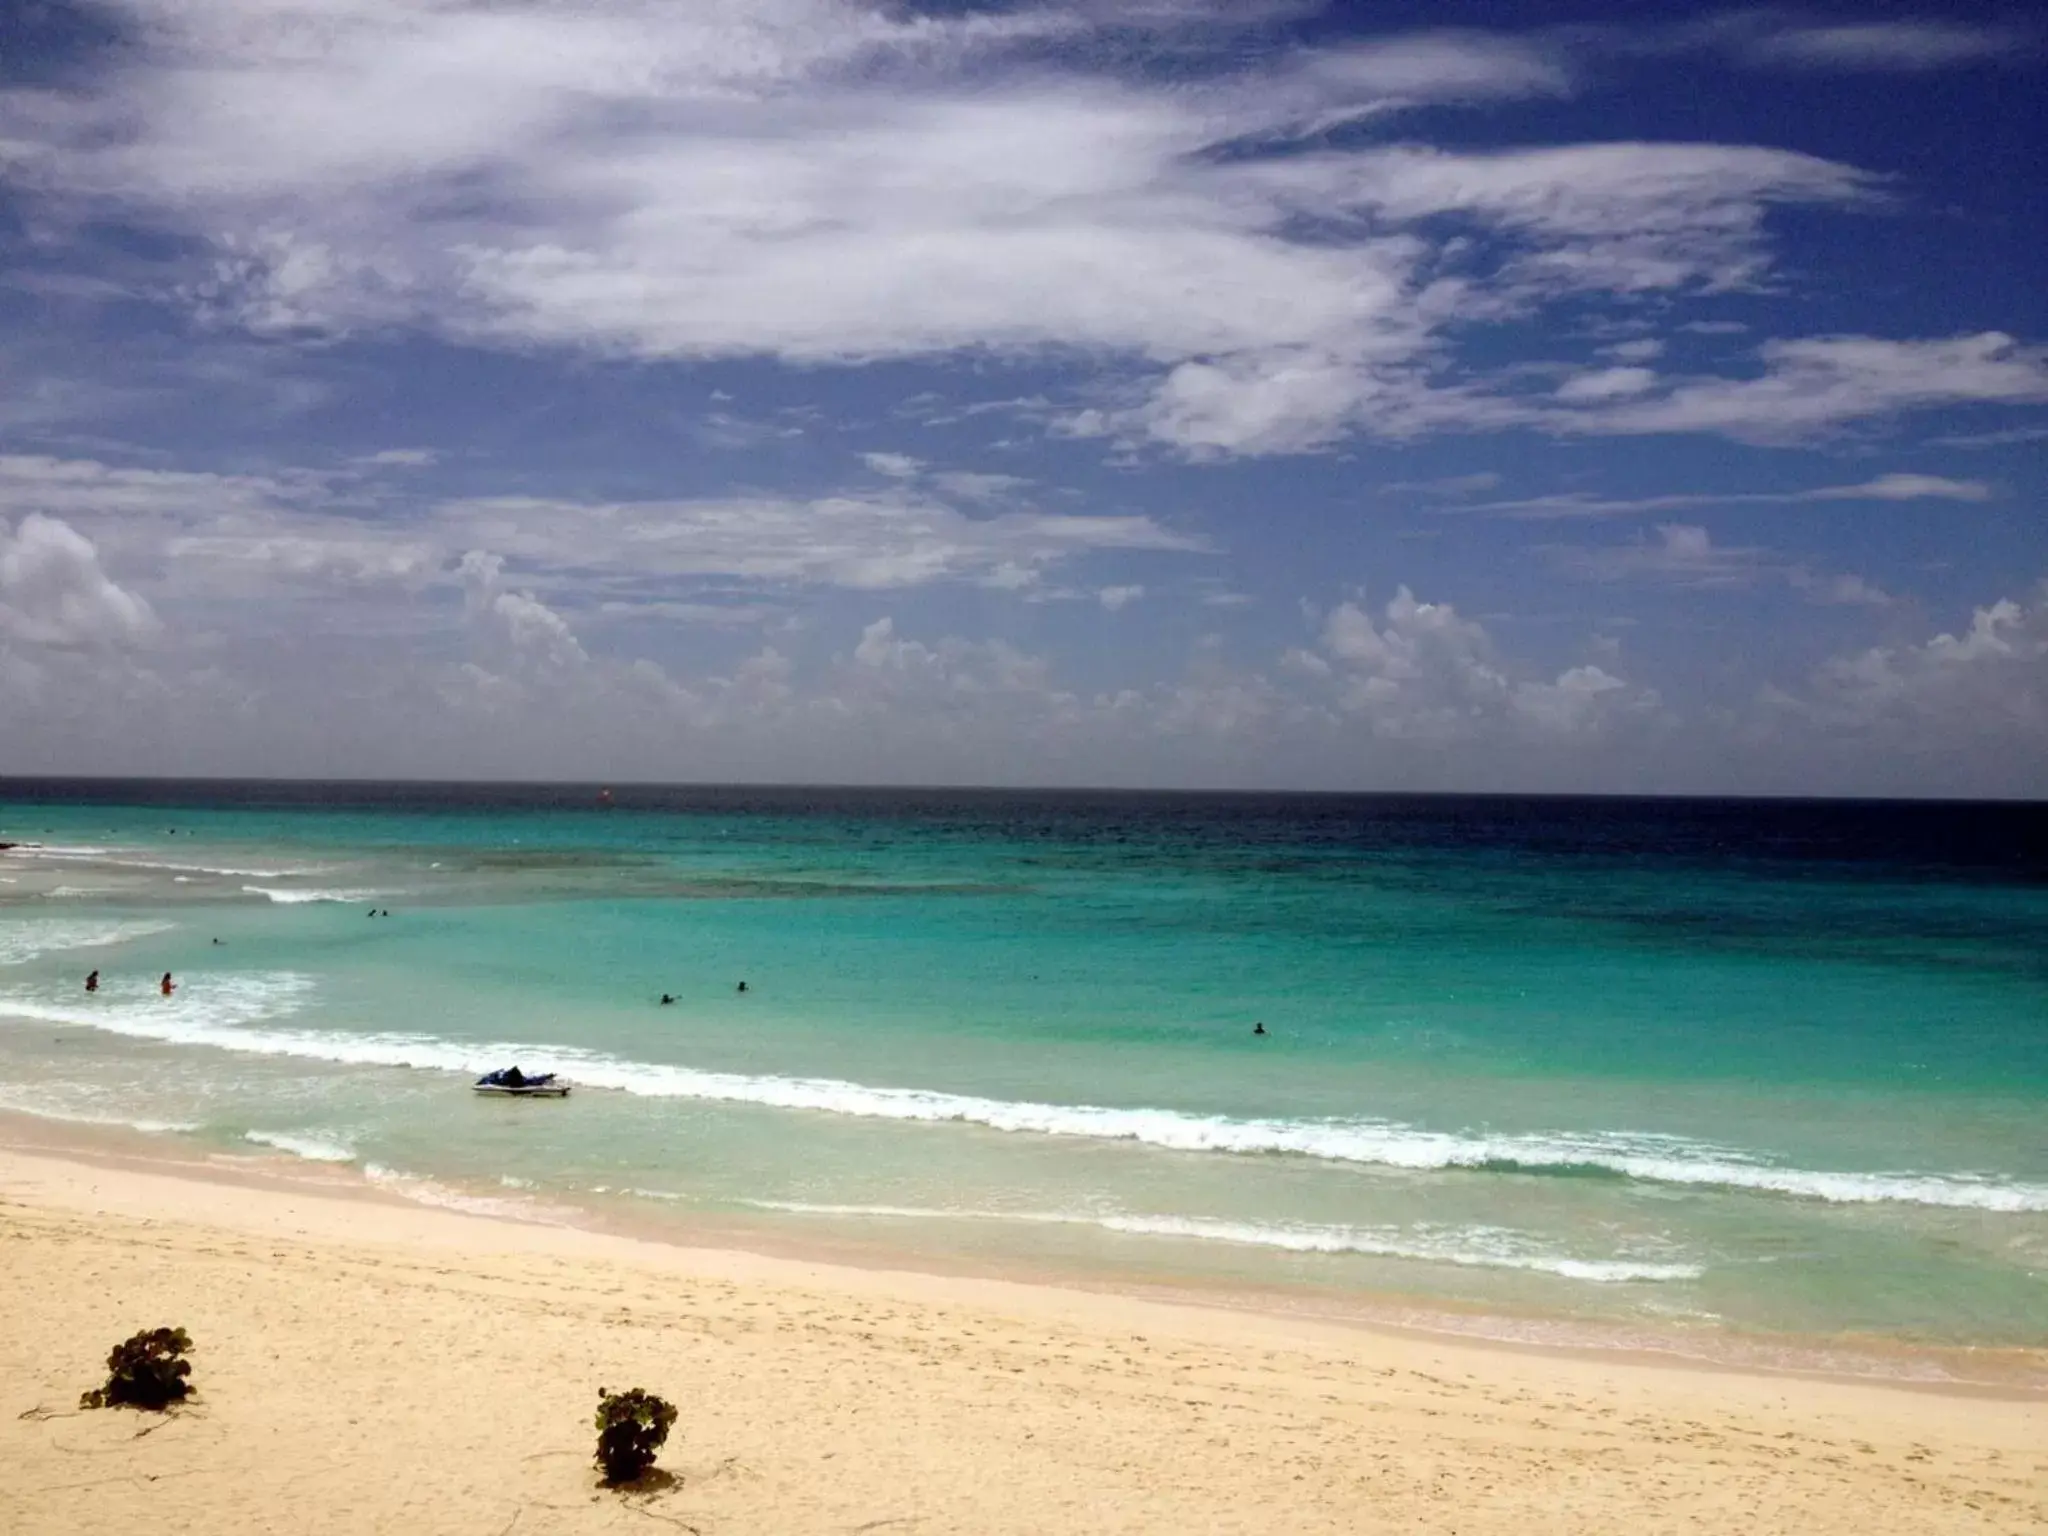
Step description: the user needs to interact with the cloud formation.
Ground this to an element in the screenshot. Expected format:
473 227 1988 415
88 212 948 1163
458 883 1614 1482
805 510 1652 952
0 6 2042 795
1469 472 1992 520
11 0 2008 463
1735 20 2033 73
0 515 157 649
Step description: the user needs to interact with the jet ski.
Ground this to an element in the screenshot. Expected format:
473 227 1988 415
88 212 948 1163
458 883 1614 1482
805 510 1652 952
473 1067 570 1098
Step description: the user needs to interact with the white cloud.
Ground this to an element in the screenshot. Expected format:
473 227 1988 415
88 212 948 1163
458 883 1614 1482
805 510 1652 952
1547 523 1766 586
1097 584 1144 612
1928 425 2048 450
1277 31 1572 118
1818 473 1994 503
0 453 1206 635
1574 333 2048 442
0 514 157 647
1601 338 1664 363
1511 664 1637 736
1472 472 1992 519
1256 141 1871 293
861 452 924 479
1379 472 1502 498
929 471 1034 504
1556 366 1658 402
1760 583 2048 789
1293 584 1656 743
490 588 589 673
1785 571 1893 608
437 489 1204 592
1545 523 1893 606
0 3 1898 459
1739 21 2032 73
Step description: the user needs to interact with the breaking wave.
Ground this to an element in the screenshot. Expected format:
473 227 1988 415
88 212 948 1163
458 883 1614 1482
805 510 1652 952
244 1129 356 1163
242 886 386 905
0 919 177 967
5 991 2044 1214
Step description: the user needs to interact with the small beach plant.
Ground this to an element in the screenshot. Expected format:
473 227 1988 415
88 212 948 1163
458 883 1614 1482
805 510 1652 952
80 1327 194 1411
594 1386 677 1485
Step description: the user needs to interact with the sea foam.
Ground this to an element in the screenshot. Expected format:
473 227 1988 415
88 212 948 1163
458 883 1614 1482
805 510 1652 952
7 998 2045 1214
244 1130 356 1163
743 1200 1702 1283
0 919 177 967
242 886 386 905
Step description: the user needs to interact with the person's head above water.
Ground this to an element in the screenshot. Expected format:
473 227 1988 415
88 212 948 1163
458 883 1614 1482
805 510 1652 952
660 994 674 1005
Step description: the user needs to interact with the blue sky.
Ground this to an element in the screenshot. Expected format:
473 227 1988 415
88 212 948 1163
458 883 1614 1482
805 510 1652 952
1 1 2043 793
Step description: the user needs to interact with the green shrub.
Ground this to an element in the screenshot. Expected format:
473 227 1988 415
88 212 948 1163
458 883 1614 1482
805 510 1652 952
594 1386 676 1485
80 1327 194 1411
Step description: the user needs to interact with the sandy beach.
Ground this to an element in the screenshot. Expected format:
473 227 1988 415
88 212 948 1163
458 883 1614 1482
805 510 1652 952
2 1134 2041 1535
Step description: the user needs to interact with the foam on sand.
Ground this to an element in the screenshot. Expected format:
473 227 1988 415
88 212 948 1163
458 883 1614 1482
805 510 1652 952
244 1130 357 1164
743 1200 1703 1283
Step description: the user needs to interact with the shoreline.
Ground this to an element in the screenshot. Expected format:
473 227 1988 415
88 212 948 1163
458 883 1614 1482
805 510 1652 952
4 1106 2043 1402
5 1136 2044 1534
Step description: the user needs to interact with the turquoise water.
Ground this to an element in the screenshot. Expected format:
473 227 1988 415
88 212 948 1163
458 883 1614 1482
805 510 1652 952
3 785 2044 1370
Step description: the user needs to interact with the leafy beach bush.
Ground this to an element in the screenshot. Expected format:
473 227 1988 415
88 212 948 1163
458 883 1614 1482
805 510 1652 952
80 1327 194 1411
594 1386 677 1485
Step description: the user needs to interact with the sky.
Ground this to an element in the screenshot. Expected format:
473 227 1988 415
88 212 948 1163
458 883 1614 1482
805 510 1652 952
0 0 2044 795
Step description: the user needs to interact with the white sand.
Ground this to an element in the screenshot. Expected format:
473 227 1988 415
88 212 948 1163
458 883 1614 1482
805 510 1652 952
3 1142 2042 1535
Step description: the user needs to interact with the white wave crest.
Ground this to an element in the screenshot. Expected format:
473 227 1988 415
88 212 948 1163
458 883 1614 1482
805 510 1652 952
5 999 2042 1214
0 919 177 967
242 886 385 905
0 1094 200 1136
244 1130 356 1163
0 971 317 1037
743 1201 1701 1283
123 858 326 878
364 1164 575 1225
3 844 319 878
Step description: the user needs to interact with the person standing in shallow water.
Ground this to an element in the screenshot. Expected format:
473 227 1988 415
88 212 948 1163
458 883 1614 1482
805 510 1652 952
84 970 98 993
160 972 176 996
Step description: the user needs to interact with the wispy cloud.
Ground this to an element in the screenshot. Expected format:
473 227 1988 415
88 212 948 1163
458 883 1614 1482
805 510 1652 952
0 453 1210 623
1735 19 2034 73
0 2 1889 461
1927 424 2048 450
1544 523 1893 605
1559 334 2048 443
1469 472 1993 519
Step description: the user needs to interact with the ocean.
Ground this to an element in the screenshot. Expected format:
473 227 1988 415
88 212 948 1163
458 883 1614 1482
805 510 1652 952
3 782 2044 1381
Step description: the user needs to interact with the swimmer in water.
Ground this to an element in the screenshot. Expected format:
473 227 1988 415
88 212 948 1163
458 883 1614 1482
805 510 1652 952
85 970 99 993
1252 1021 1266 1036
660 993 675 1006
160 972 176 997
736 980 748 994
